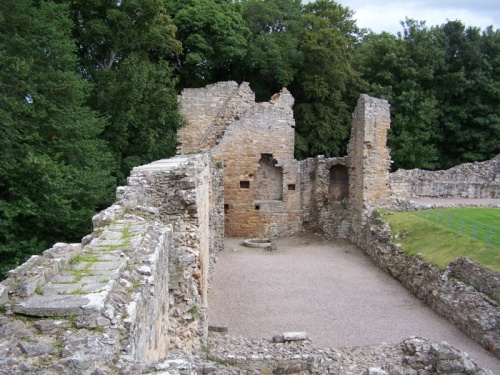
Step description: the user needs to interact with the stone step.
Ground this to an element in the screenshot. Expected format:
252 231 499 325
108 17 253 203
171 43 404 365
11 220 146 324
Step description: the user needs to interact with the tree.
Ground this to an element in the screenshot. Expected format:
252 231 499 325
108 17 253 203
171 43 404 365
291 0 365 159
435 21 500 168
70 0 183 182
237 0 304 101
355 20 444 170
0 0 115 276
165 0 251 87
355 19 500 170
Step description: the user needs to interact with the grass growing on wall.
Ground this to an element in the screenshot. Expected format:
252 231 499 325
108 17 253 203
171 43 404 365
380 208 500 273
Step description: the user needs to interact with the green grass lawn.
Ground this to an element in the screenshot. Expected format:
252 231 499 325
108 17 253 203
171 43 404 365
380 207 500 273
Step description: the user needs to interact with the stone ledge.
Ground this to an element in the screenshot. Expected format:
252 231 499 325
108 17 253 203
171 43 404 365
12 292 108 318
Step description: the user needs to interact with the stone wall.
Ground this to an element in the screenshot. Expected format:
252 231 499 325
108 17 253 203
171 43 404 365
177 81 255 154
303 95 392 240
208 161 225 289
0 154 223 374
390 155 500 200
351 211 500 359
179 81 303 238
298 156 353 239
200 333 492 375
449 258 500 303
124 155 216 350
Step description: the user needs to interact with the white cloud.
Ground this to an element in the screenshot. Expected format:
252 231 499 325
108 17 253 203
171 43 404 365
303 1 500 34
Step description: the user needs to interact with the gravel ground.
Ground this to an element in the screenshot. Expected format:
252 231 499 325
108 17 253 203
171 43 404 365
208 232 500 373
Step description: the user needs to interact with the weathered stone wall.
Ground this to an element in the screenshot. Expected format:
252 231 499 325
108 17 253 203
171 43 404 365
390 155 500 200
208 161 225 289
254 155 284 201
212 86 300 238
299 156 353 238
179 81 302 238
0 154 223 374
126 155 215 350
348 94 392 215
199 333 492 375
449 257 500 303
304 95 392 240
177 81 255 154
352 211 500 359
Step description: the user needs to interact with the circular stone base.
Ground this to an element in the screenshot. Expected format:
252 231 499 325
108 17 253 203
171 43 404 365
243 238 271 248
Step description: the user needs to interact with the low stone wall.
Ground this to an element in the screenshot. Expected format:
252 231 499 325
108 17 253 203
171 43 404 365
0 154 222 374
196 333 492 375
351 211 500 359
449 258 500 303
390 155 500 199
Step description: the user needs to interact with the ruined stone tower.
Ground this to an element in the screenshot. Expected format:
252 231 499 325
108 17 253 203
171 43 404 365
348 94 392 216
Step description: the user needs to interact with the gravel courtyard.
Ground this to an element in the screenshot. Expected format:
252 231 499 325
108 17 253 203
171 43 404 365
208 233 500 373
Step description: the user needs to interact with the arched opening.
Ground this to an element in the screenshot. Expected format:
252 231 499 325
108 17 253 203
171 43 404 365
254 154 283 200
329 165 349 202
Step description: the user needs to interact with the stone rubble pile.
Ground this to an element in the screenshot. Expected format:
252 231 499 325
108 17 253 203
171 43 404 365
191 332 493 375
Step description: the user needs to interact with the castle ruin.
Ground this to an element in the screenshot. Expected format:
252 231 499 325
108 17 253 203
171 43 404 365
0 82 498 374
178 81 392 239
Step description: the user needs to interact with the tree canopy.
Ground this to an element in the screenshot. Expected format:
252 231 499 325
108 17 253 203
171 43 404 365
356 19 500 170
71 0 184 182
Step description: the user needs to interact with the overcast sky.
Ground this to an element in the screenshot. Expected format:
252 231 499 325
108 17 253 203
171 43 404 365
305 1 500 34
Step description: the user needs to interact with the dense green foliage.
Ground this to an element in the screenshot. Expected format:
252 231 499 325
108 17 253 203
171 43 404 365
0 0 116 275
290 0 364 158
356 19 500 170
1 0 499 276
70 0 184 182
0 0 184 276
165 0 251 87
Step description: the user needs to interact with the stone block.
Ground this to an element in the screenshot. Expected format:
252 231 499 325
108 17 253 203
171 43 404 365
283 332 309 341
34 319 72 334
0 284 8 305
12 294 101 317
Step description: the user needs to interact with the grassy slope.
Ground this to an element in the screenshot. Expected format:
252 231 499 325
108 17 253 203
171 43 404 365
380 208 500 273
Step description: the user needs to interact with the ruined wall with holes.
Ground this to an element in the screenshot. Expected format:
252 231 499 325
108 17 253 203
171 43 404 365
390 155 500 200
178 83 393 239
298 156 353 238
179 82 302 238
0 154 224 374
